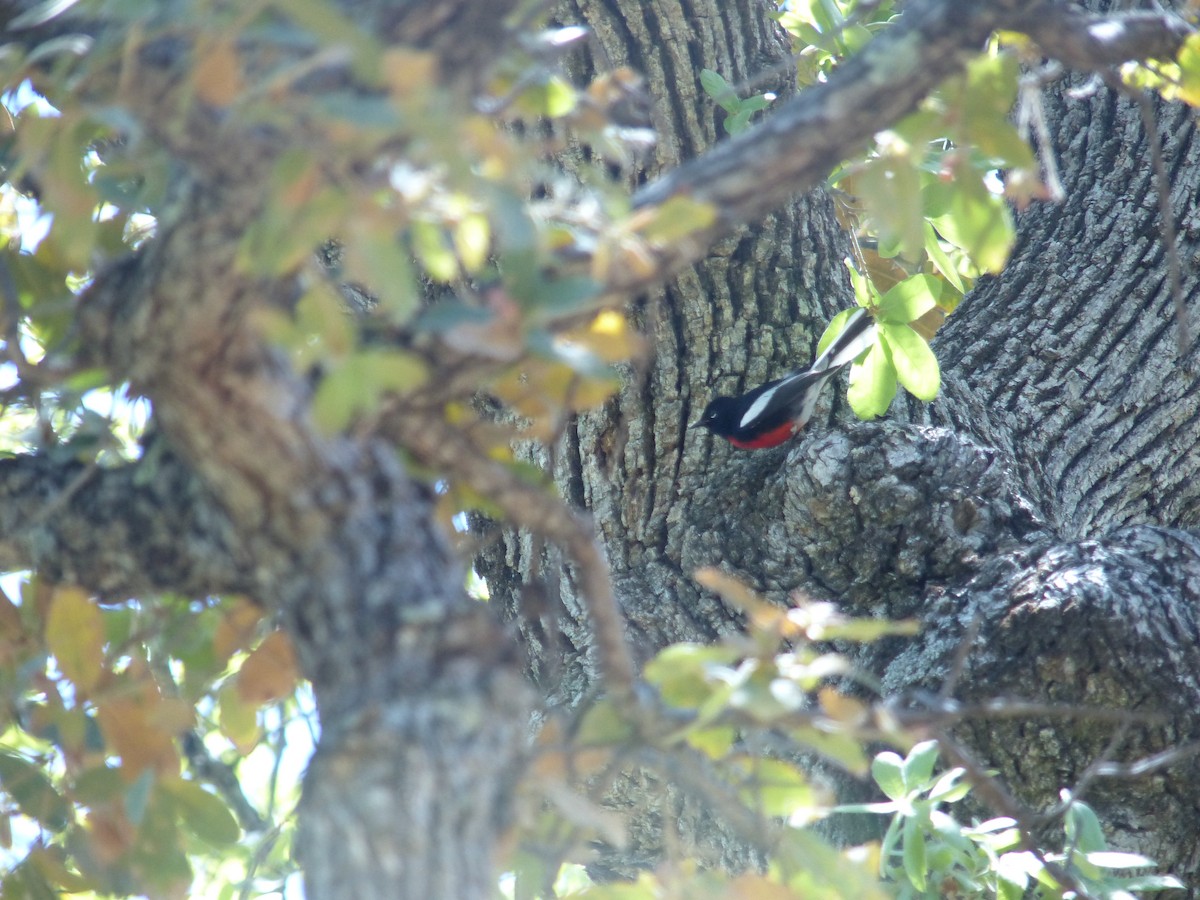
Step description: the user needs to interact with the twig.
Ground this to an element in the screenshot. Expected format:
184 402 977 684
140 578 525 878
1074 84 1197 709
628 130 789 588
1017 62 1067 203
934 730 1096 899
939 611 983 701
382 408 639 709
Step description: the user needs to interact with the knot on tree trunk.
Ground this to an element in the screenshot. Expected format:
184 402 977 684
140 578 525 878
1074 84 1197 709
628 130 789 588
782 422 1050 614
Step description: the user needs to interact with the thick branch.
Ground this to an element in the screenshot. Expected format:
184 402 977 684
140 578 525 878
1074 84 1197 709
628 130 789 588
0 448 255 598
619 0 1191 293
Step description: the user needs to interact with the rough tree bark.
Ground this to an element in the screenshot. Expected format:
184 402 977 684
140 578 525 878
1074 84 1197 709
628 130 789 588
481 0 1200 888
0 0 1195 895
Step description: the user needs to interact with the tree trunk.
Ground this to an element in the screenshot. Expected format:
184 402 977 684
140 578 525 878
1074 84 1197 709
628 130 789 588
482 0 1200 885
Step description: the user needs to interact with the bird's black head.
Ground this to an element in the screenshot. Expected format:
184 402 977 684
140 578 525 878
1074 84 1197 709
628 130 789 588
694 396 739 438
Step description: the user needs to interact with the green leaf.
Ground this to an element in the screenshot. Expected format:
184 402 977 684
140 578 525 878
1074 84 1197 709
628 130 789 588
844 260 881 309
901 813 927 891
927 767 970 803
847 342 897 419
816 307 866 357
0 751 70 832
160 778 241 846
923 221 965 293
643 643 739 709
345 228 419 323
859 150 923 260
871 751 906 801
877 274 941 324
1064 799 1108 854
880 322 940 401
638 195 718 244
411 220 458 282
311 349 427 433
699 69 738 109
792 726 869 776
575 699 635 746
901 740 940 792
736 758 815 819
45 587 104 694
929 178 1014 274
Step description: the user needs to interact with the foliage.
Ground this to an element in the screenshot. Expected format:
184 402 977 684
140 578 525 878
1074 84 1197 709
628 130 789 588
0 0 1197 895
839 741 1185 900
698 69 775 136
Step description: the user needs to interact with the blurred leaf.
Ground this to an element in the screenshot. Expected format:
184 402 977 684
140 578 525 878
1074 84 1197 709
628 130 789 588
275 0 381 78
381 48 439 98
633 196 717 244
217 681 260 755
27 845 89 892
730 757 816 819
45 586 104 695
928 177 1013 274
1064 799 1108 854
0 752 70 831
159 778 240 846
95 668 185 777
212 599 264 667
575 700 635 746
1176 33 1200 106
453 213 490 273
687 726 737 759
345 226 419 323
955 53 1034 167
236 630 298 706
772 828 890 899
193 38 243 107
411 220 458 282
643 643 739 709
792 726 870 775
312 349 428 433
859 143 923 259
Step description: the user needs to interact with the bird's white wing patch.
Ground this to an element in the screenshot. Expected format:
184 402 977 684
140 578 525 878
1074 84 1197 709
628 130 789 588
738 376 797 429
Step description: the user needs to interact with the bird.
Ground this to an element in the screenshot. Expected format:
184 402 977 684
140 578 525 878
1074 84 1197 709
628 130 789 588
694 308 877 450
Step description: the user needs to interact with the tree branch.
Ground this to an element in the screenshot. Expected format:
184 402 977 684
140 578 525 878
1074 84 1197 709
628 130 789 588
0 447 258 598
616 0 1192 294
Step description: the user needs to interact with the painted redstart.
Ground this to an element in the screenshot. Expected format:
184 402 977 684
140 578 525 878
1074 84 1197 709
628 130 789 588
694 308 877 450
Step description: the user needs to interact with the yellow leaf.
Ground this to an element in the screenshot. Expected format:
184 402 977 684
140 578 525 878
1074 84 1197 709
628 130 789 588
193 38 243 107
95 670 182 778
559 311 645 364
218 682 260 755
213 599 263 667
381 48 438 98
236 630 299 705
45 587 104 695
631 195 718 244
817 686 869 724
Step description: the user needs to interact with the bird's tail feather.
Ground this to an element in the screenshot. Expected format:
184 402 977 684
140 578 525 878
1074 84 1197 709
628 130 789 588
811 308 876 373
